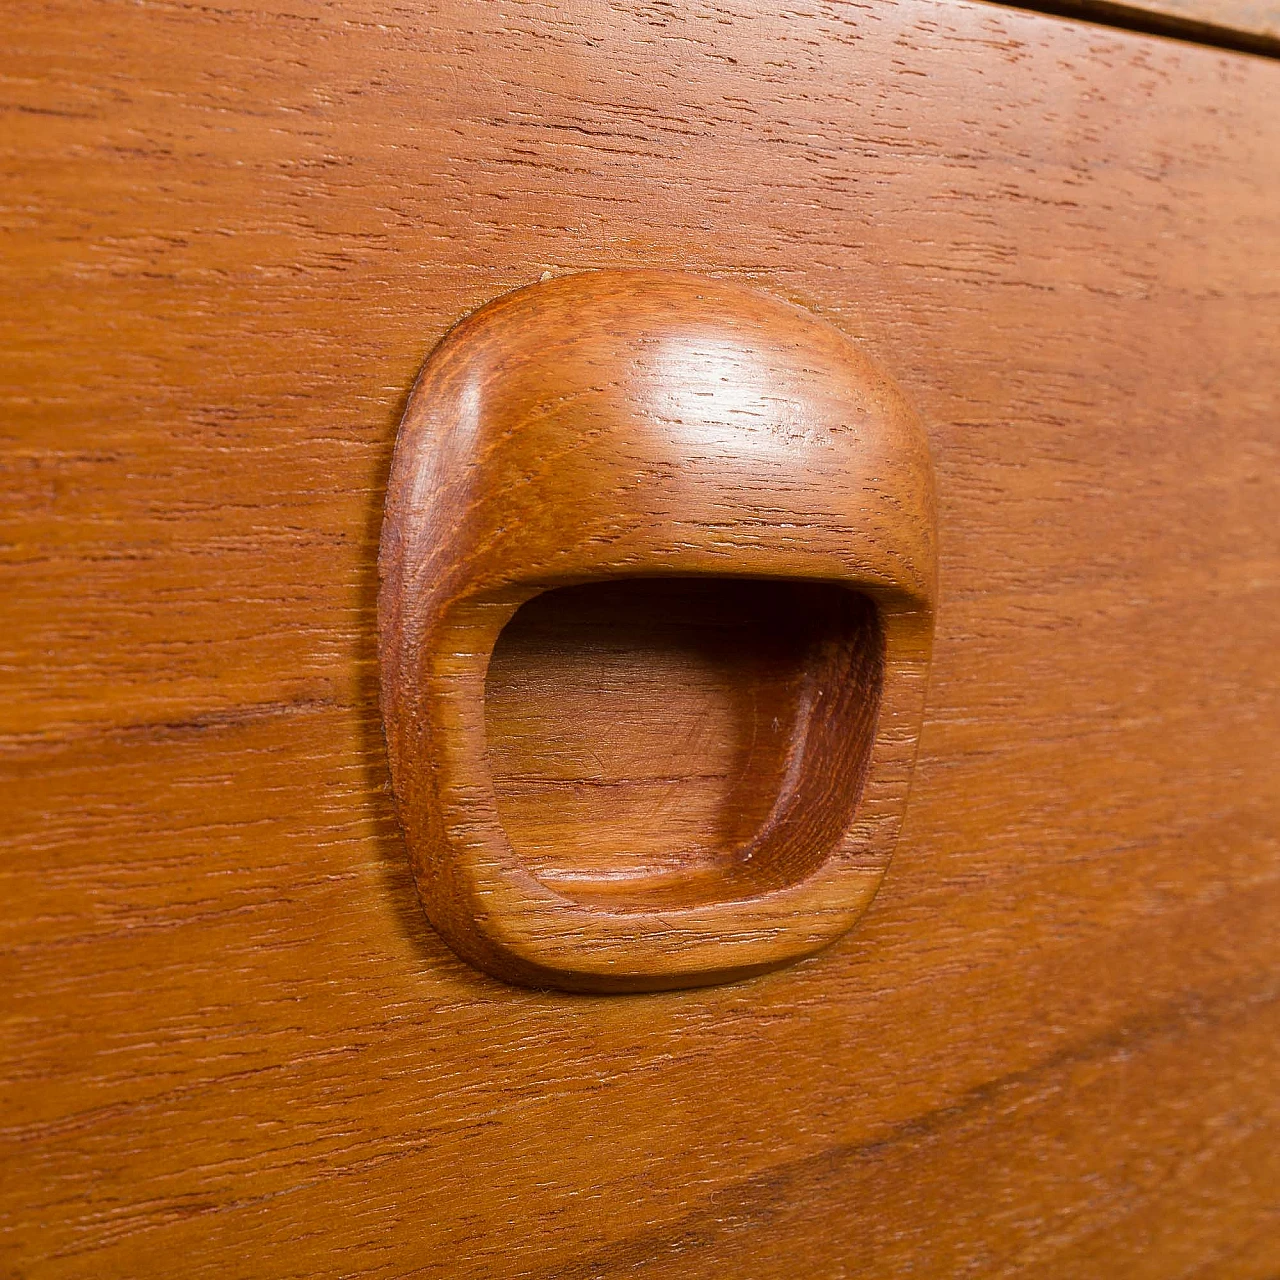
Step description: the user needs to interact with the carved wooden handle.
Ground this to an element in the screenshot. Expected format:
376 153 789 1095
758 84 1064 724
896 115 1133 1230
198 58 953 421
378 270 937 991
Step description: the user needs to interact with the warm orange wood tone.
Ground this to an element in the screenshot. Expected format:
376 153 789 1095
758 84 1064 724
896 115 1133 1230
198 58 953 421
3 0 1279 1274
488 579 873 890
379 270 936 991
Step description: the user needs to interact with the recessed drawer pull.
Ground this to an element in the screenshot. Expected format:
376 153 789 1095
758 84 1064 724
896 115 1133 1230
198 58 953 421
378 270 937 991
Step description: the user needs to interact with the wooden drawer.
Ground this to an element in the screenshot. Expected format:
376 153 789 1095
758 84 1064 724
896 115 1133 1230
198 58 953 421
4 0 1278 1274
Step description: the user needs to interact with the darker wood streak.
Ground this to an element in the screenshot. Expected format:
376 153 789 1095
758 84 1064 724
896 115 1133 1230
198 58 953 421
540 966 1280 1280
993 0 1280 56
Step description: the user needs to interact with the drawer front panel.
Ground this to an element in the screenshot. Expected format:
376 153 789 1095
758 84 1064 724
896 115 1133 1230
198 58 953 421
4 1 1279 1274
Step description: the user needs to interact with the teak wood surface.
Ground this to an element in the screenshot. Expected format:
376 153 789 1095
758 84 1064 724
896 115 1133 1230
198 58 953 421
4 0 1280 1275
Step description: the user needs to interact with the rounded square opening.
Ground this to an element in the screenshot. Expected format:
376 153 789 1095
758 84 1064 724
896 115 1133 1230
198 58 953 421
484 578 883 910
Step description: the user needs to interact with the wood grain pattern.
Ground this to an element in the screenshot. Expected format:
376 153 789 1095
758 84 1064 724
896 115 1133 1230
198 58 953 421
488 579 862 886
3 0 1279 1274
378 270 935 991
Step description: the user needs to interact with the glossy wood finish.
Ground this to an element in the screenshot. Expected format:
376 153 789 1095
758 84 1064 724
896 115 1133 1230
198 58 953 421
3 0 1279 1274
379 271 935 991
